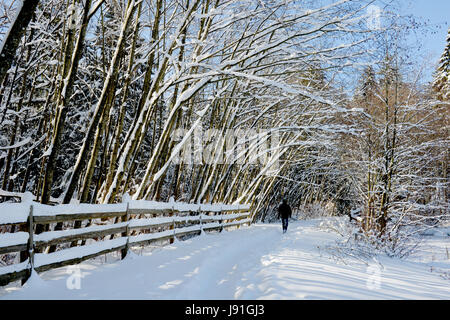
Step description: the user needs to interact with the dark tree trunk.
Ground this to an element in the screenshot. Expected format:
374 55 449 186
0 0 40 86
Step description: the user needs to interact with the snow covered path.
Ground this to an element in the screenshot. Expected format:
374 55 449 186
1 219 449 299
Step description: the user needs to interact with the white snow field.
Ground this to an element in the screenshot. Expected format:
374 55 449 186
0 219 449 300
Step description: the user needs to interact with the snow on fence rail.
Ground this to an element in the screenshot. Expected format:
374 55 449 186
0 198 251 286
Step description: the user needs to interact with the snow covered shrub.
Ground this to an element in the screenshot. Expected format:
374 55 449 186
319 215 422 264
319 217 354 237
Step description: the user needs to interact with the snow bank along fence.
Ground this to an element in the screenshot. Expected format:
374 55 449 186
0 198 251 286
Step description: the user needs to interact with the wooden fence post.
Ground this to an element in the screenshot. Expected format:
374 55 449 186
121 202 130 260
169 207 175 244
219 210 223 233
199 208 203 235
22 204 35 285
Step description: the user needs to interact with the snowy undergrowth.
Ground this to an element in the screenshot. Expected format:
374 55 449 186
318 216 450 282
318 217 430 268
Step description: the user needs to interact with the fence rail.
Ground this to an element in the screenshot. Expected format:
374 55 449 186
0 199 251 286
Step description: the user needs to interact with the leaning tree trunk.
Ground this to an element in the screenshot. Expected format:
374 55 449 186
0 0 40 86
40 0 94 205
62 0 138 204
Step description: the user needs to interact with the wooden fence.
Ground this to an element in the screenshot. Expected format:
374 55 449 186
0 200 251 286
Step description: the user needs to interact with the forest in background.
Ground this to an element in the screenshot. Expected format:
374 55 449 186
0 0 448 252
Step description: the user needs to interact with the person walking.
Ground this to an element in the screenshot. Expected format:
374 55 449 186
277 199 292 233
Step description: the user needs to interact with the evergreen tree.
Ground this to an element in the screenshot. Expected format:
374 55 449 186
433 28 450 101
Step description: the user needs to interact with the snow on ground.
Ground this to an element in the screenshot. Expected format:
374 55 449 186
0 219 449 300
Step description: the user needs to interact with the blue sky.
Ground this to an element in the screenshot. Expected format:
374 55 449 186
400 0 449 81
402 0 449 54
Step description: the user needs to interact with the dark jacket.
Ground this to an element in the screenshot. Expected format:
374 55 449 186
277 202 292 219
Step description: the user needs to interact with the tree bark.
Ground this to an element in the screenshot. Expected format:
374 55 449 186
41 0 94 205
63 0 138 204
0 0 40 86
